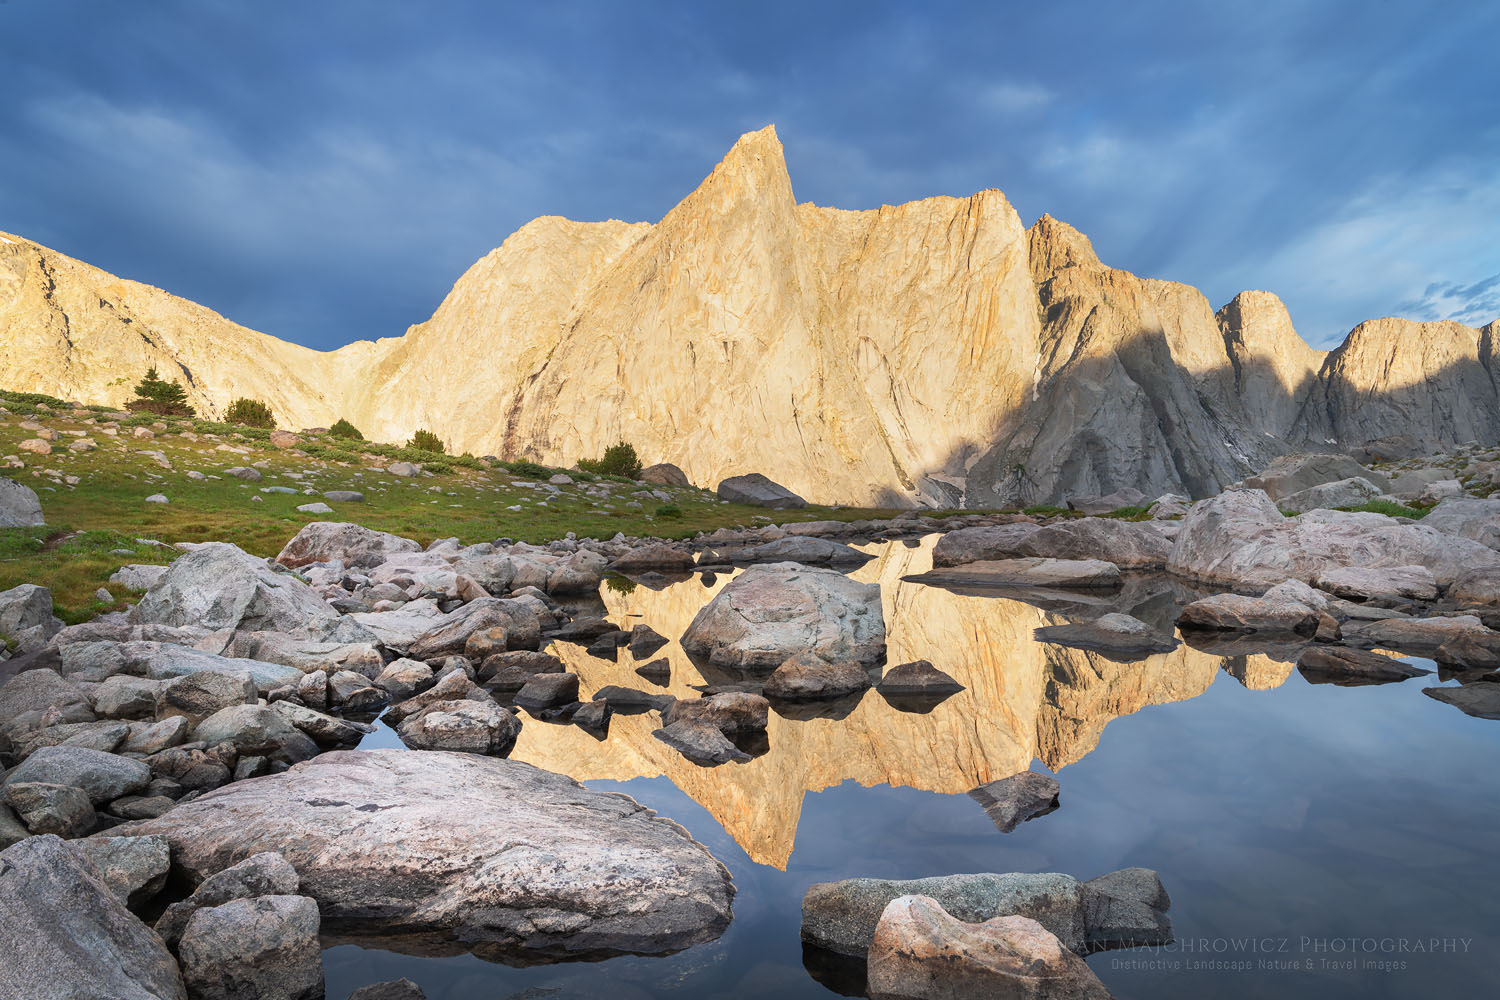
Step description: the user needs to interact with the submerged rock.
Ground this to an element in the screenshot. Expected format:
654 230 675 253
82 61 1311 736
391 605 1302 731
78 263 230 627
113 750 736 962
1296 646 1431 686
1034 613 1178 657
1422 684 1500 719
763 651 871 700
968 772 1061 833
653 719 751 766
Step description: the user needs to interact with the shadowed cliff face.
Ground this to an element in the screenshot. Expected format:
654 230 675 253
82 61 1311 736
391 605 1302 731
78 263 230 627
510 536 1255 869
3 125 1496 505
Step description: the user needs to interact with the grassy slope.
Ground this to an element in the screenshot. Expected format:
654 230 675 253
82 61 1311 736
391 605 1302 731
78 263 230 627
0 398 927 621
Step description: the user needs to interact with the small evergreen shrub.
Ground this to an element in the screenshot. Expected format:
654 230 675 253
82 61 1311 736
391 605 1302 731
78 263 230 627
329 418 364 440
655 503 683 518
578 442 642 479
408 429 445 454
225 397 276 428
503 460 550 479
126 366 195 417
423 460 454 475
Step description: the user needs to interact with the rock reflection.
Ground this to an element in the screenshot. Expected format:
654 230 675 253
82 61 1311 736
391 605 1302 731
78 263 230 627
509 536 1287 868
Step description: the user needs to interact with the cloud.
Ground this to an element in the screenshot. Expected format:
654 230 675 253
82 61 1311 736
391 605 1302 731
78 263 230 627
979 81 1056 114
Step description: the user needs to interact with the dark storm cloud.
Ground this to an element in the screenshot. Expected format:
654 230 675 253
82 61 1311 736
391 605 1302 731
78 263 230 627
1 0 1496 351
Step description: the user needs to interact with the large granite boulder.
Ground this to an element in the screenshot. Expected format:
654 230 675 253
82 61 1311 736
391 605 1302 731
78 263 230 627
396 699 521 755
112 750 735 962
0 834 187 999
909 557 1122 589
730 536 872 567
131 543 336 632
1166 489 1500 589
275 521 422 569
155 851 301 948
933 518 1168 570
1176 579 1328 634
680 563 885 669
1312 564 1438 601
74 834 172 908
1244 453 1390 499
867 896 1110 1000
1421 497 1500 551
3 745 151 806
0 475 46 527
716 473 807 509
1278 476 1386 512
178 895 324 1000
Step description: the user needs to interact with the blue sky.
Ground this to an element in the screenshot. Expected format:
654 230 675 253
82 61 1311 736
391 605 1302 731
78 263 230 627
2 0 1496 352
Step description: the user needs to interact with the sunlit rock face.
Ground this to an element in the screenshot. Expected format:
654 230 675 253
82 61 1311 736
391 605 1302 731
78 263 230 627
5 128 1497 505
510 537 1247 869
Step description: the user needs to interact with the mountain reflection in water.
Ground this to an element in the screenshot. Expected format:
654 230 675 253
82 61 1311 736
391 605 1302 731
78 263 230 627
507 535 1292 869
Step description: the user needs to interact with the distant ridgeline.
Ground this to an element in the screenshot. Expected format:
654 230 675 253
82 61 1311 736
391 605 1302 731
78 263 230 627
2 127 1496 507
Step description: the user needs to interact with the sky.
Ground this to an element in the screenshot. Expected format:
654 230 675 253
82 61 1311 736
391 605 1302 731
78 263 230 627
1 0 1497 352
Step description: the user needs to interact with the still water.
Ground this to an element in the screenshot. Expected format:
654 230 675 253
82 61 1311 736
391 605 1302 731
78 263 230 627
328 536 1499 998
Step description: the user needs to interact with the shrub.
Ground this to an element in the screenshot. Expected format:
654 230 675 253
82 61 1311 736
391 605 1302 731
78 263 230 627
503 460 550 479
655 503 683 518
1022 504 1070 517
423 460 454 475
1335 499 1428 519
604 574 637 595
1103 505 1151 520
578 442 642 479
0 389 70 409
126 366 194 417
408 429 445 454
329 418 364 440
225 397 276 429
452 453 485 470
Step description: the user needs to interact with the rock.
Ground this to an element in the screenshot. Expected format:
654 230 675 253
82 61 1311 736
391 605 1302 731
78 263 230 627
276 522 421 569
192 706 319 764
1080 867 1175 951
73 834 171 908
132 542 336 632
110 564 170 591
386 461 419 477
1244 453 1390 500
144 493 169 504
0 475 46 527
323 490 365 503
271 701 374 747
1342 615 1494 656
933 519 1165 570
18 437 52 454
297 669 328 710
640 463 690 487
591 685 676 711
109 795 175 821
1177 579 1328 634
4 782 95 836
405 597 541 659
909 557 1123 590
763 651 871 700
732 536 873 567
226 466 263 481
154 851 301 948
478 650 565 690
374 658 433 700
1434 631 1500 669
1422 497 1500 551
347 982 427 1000
0 583 63 652
1388 467 1453 494
156 670 259 726
3 746 151 805
1166 489 1500 589
680 562 885 669
1297 646 1430 685
610 543 696 573
296 502 334 514
1034 613 1178 656
269 429 301 448
653 719 751 766
546 548 610 593
513 672 580 710
1422 684 1500 719
0 667 90 725
1451 567 1500 607
1 801 31 848
803 873 1093 957
0 835 187 1000
635 657 671 685
1278 476 1387 512
178 894 324 1000
661 691 770 734
1066 487 1149 515
1313 564 1438 601
875 659 965 711
627 624 670 658
120 716 192 756
867 896 1110 1000
968 772 1061 833
145 746 233 792
397 699 520 755
571 698 611 734
113 750 736 961
586 630 626 660
1418 479 1464 505
716 473 807 509
382 671 477 725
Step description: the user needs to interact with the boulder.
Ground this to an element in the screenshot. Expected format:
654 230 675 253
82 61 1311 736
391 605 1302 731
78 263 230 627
348 982 427 1000
867 896 1110 1000
930 523 1041 567
1451 567 1500 607
591 685 675 711
0 475 46 527
653 719 751 766
382 671 477 725
131 543 336 632
1422 684 1500 719
225 466 262 482
1278 476 1386 512
178 895 324 1000
732 536 872 567
1418 479 1464 505
374 658 433 700
1034 613 1178 656
0 835 187 1000
3 745 151 805
660 692 770 735
271 701 374 747
1421 497 1500 551
639 463 690 487
4 782 95 837
1166 489 1500 590
545 549 610 594
125 643 304 695
386 462 418 477
610 543 696 573
192 706 319 764
276 522 421 569
73 834 171 908
120 717 193 756
1297 647 1430 685
144 747 232 792
1244 453 1389 499
405 598 541 659
1434 632 1500 669
1066 487 1149 515
109 564 170 591
968 772 1061 833
909 557 1123 590
1342 615 1495 656
763 651 871 700
0 801 30 848
716 473 807 509
875 660 965 710
636 657 670 684
933 518 1169 570
0 667 90 725
627 624 670 659
154 851 301 948
397 700 520 755
9 719 129 760
1177 579 1328 634
680 563 885 669
209 631 385 678
1081 867 1175 951
478 650 565 690
93 675 164 720
113 750 735 962
0 583 63 653
156 670 258 726
323 490 365 503
512 672 580 710
1313 565 1438 602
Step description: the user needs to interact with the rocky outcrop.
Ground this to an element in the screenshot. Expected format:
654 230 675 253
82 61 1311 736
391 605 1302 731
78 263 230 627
112 749 735 962
5 127 1498 508
132 543 336 633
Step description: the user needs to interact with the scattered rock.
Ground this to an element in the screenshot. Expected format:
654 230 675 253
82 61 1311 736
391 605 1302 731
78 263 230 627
1034 613 1178 656
387 462 419 477
763 651 871 700
628 624 670 658
296 502 334 514
716 473 807 509
110 563 169 591
323 490 365 503
635 657 671 685
226 466 263 482
653 719 751 766
640 463 690 487
968 772 1061 833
